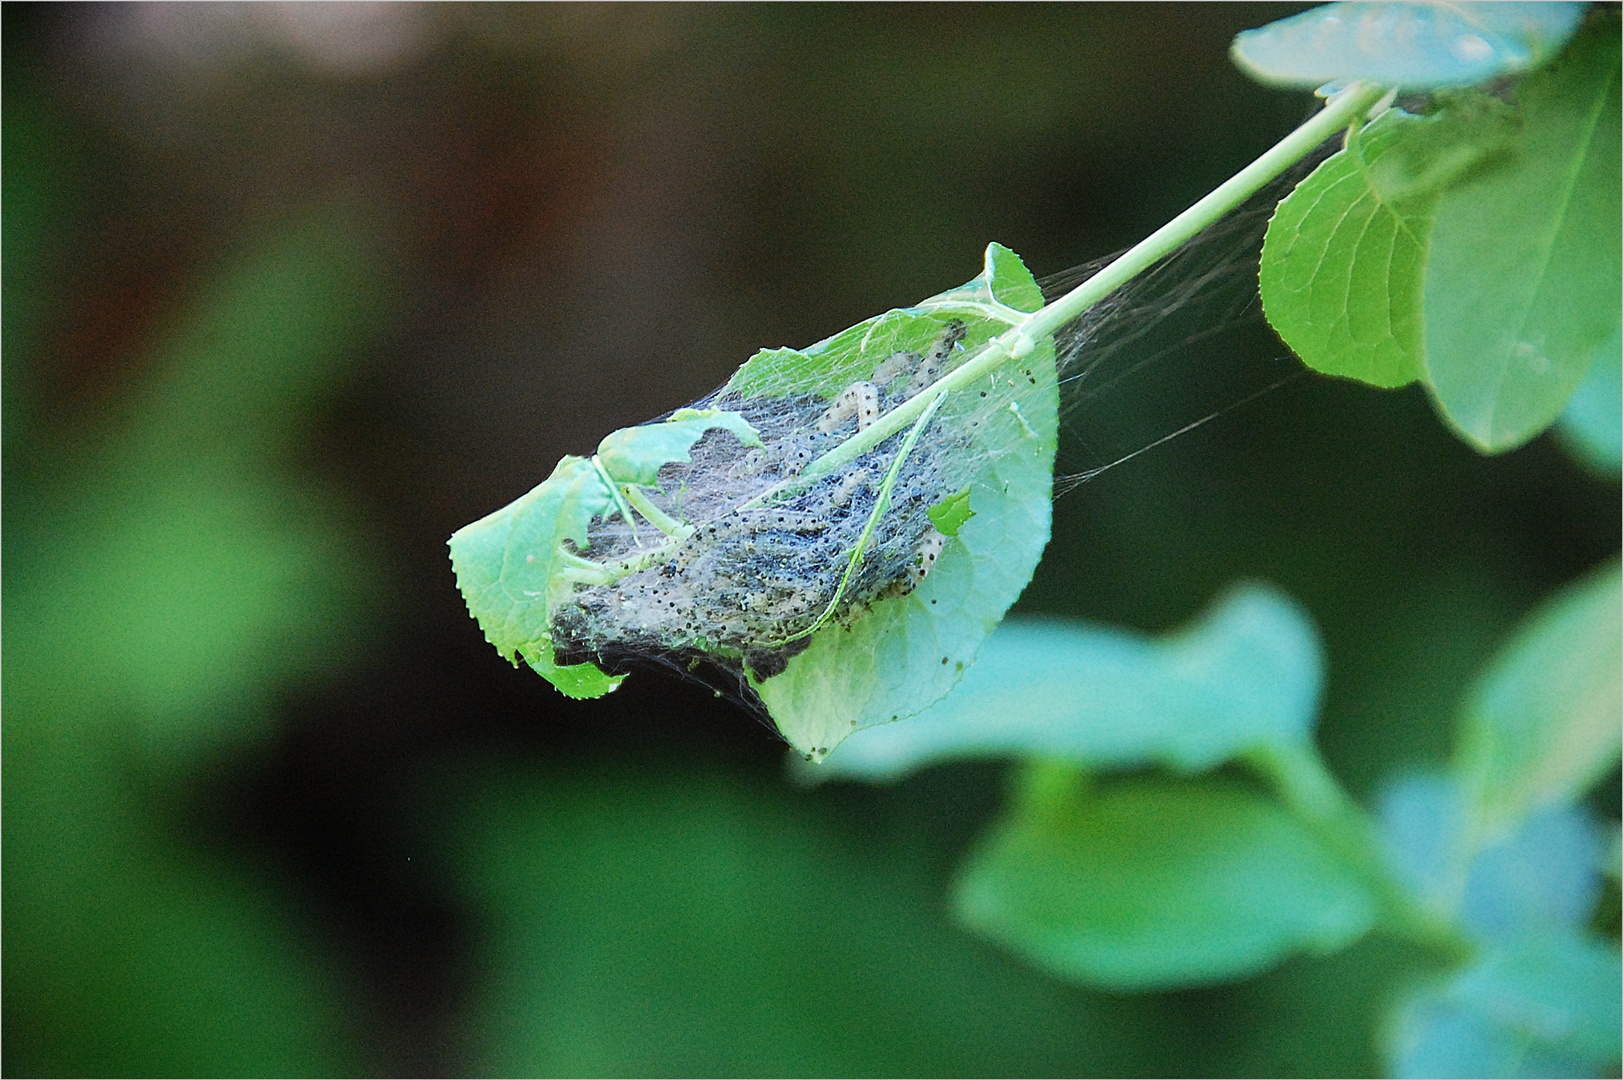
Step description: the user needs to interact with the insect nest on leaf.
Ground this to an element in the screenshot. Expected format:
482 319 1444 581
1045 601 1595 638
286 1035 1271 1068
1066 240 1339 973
551 321 971 681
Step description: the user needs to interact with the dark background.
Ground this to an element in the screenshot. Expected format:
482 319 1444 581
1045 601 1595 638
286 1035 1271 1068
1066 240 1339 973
5 5 1617 1076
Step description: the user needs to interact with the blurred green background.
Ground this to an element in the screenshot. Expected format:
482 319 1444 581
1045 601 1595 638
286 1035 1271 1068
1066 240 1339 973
4 5 1617 1076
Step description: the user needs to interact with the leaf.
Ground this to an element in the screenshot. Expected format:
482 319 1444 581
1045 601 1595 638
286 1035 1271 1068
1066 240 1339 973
1456 558 1622 838
753 246 1055 759
1386 931 1622 1078
448 241 1056 759
1232 2 1586 91
1376 773 1607 939
1555 324 1622 476
1423 20 1622 451
595 407 762 486
1460 809 1610 942
954 770 1378 990
448 455 624 696
449 409 772 698
1262 112 1430 388
926 487 975 537
813 582 1322 782
1260 102 1513 388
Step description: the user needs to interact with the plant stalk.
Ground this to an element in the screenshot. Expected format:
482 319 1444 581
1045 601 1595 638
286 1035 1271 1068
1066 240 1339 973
797 79 1388 488
564 81 1389 590
1247 740 1473 960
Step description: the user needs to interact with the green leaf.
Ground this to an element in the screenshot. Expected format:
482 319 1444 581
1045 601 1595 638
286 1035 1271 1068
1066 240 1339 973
1386 931 1622 1078
926 487 975 537
1232 2 1586 91
448 456 623 696
1555 324 1622 476
451 242 1055 757
595 407 762 486
1262 111 1430 388
955 770 1377 990
1423 20 1622 451
1260 103 1512 388
1456 559 1622 838
814 582 1322 782
524 637 625 699
1377 773 1607 939
753 244 1055 760
451 407 771 698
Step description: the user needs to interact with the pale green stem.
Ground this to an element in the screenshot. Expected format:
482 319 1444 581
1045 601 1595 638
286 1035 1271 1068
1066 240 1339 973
763 389 947 648
796 80 1389 489
590 456 639 543
563 532 674 584
560 80 1389 590
1247 740 1472 960
623 484 691 538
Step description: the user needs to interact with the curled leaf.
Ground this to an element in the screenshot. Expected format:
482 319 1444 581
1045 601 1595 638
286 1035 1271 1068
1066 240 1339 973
450 244 1057 759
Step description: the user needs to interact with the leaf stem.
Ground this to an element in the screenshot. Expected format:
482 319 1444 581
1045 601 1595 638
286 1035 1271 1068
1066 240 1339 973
764 389 947 648
1247 740 1473 960
551 82 1391 593
795 80 1388 489
623 484 692 538
590 456 639 543
1001 80 1387 358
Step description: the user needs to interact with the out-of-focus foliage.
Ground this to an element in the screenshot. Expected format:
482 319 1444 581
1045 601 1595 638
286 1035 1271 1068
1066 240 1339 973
817 582 1322 780
1387 931 1621 1077
1378 777 1606 941
432 761 1173 1077
955 768 1378 989
4 100 391 1070
1456 559 1622 834
1377 772 1620 1075
822 562 1618 1073
4 4 1618 1078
